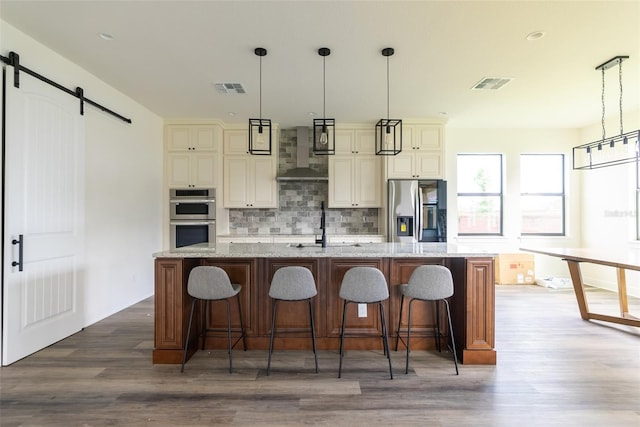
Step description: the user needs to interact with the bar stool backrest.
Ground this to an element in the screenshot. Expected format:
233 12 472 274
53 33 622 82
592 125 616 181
405 265 453 300
269 266 318 300
339 267 389 303
187 266 239 300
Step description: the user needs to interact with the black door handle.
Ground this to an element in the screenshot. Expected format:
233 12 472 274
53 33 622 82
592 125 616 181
12 234 23 272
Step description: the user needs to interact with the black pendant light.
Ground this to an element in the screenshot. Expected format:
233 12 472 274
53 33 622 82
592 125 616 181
249 47 272 155
313 47 335 155
375 47 402 155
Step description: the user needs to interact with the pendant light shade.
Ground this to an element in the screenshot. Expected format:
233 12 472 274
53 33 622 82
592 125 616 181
313 47 335 155
249 47 272 155
375 47 402 156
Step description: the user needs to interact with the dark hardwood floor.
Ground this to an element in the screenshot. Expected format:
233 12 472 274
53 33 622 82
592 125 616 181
1 285 639 426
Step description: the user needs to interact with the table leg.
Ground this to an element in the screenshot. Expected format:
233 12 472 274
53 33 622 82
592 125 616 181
566 260 590 320
616 267 630 319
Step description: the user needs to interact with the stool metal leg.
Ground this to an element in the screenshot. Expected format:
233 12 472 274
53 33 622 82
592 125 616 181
226 299 233 373
434 300 442 352
395 294 405 351
308 298 319 373
236 294 247 351
201 300 207 350
338 300 348 378
267 299 278 376
379 302 393 380
181 299 198 373
405 298 415 374
444 299 459 375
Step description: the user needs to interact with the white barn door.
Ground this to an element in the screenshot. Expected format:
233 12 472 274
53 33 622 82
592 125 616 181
2 68 85 365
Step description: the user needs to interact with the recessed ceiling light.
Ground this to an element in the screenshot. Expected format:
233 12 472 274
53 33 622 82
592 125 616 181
227 112 237 117
308 112 317 116
98 32 114 41
526 31 545 41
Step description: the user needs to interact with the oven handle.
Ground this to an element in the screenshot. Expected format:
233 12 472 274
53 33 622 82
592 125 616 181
169 199 215 204
170 220 216 226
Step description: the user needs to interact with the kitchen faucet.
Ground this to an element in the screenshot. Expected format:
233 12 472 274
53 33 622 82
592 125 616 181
315 201 327 248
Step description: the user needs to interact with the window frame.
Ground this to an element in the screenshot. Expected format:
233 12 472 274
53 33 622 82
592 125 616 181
520 153 566 236
456 153 504 236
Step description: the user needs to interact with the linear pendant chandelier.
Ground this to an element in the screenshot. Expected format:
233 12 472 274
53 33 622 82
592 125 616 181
573 55 639 170
248 47 272 155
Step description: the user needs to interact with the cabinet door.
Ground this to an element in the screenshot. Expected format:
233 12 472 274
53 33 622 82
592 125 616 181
386 152 415 179
328 157 355 208
223 156 250 207
252 157 277 208
192 152 217 188
355 130 375 155
224 130 249 155
167 153 192 187
414 125 442 150
193 126 216 151
335 130 355 155
414 152 444 179
355 156 382 207
166 126 192 151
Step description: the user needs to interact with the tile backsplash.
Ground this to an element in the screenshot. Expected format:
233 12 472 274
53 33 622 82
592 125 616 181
228 128 380 236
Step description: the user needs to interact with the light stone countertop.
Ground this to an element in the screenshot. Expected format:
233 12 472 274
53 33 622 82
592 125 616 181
153 242 497 258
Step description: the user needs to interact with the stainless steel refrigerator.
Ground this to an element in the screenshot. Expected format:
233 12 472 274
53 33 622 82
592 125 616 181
387 179 447 243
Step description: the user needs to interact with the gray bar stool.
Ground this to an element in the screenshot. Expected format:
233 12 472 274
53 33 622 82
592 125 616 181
395 264 458 375
181 266 246 374
338 266 393 379
267 266 319 375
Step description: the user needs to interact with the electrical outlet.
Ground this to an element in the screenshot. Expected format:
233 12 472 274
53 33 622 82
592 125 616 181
358 304 367 317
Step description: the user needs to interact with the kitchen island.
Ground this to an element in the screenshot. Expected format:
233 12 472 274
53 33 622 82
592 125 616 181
153 242 496 365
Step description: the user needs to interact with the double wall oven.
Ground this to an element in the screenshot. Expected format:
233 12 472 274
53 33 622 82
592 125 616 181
170 188 216 249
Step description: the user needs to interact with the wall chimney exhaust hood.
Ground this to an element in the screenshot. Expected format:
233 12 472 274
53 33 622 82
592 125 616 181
276 126 328 181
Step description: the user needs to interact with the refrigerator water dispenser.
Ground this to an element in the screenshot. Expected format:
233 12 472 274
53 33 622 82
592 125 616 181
396 216 413 237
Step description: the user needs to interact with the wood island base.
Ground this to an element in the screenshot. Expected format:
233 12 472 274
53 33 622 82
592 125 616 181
153 253 496 365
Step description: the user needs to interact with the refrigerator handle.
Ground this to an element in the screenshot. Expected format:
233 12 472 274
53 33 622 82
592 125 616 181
415 187 422 243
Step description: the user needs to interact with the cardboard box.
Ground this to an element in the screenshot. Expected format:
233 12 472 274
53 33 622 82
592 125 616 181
495 253 535 284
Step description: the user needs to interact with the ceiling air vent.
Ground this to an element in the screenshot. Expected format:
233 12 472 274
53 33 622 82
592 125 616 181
214 83 246 94
472 77 513 90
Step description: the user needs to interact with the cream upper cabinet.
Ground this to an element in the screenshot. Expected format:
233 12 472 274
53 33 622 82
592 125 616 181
335 129 376 155
223 128 278 208
166 125 217 151
165 124 221 188
386 123 445 179
329 128 381 208
329 155 382 208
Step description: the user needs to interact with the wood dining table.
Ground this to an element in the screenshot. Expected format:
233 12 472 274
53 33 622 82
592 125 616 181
521 247 640 327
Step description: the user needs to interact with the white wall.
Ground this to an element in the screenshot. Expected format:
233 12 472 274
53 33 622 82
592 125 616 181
445 127 583 279
1 22 164 326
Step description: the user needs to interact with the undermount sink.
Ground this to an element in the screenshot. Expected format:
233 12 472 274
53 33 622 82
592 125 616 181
287 243 361 248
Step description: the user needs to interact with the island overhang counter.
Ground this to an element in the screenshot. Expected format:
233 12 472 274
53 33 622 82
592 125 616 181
153 242 497 365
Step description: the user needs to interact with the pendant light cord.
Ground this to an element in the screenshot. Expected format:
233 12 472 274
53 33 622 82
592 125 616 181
619 58 624 135
601 67 605 143
386 54 390 120
259 55 262 120
323 55 326 119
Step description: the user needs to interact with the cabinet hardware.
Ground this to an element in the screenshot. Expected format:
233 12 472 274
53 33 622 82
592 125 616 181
11 234 23 272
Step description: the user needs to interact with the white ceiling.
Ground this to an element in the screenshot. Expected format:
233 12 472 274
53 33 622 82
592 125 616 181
1 0 639 129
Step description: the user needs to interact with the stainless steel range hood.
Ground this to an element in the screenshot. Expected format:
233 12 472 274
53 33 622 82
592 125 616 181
276 126 328 181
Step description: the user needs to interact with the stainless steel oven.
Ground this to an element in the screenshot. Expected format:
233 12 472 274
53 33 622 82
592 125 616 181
170 188 216 221
170 188 216 249
170 220 216 249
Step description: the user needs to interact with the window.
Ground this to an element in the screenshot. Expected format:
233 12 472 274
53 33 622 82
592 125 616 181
457 154 503 235
520 154 565 235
